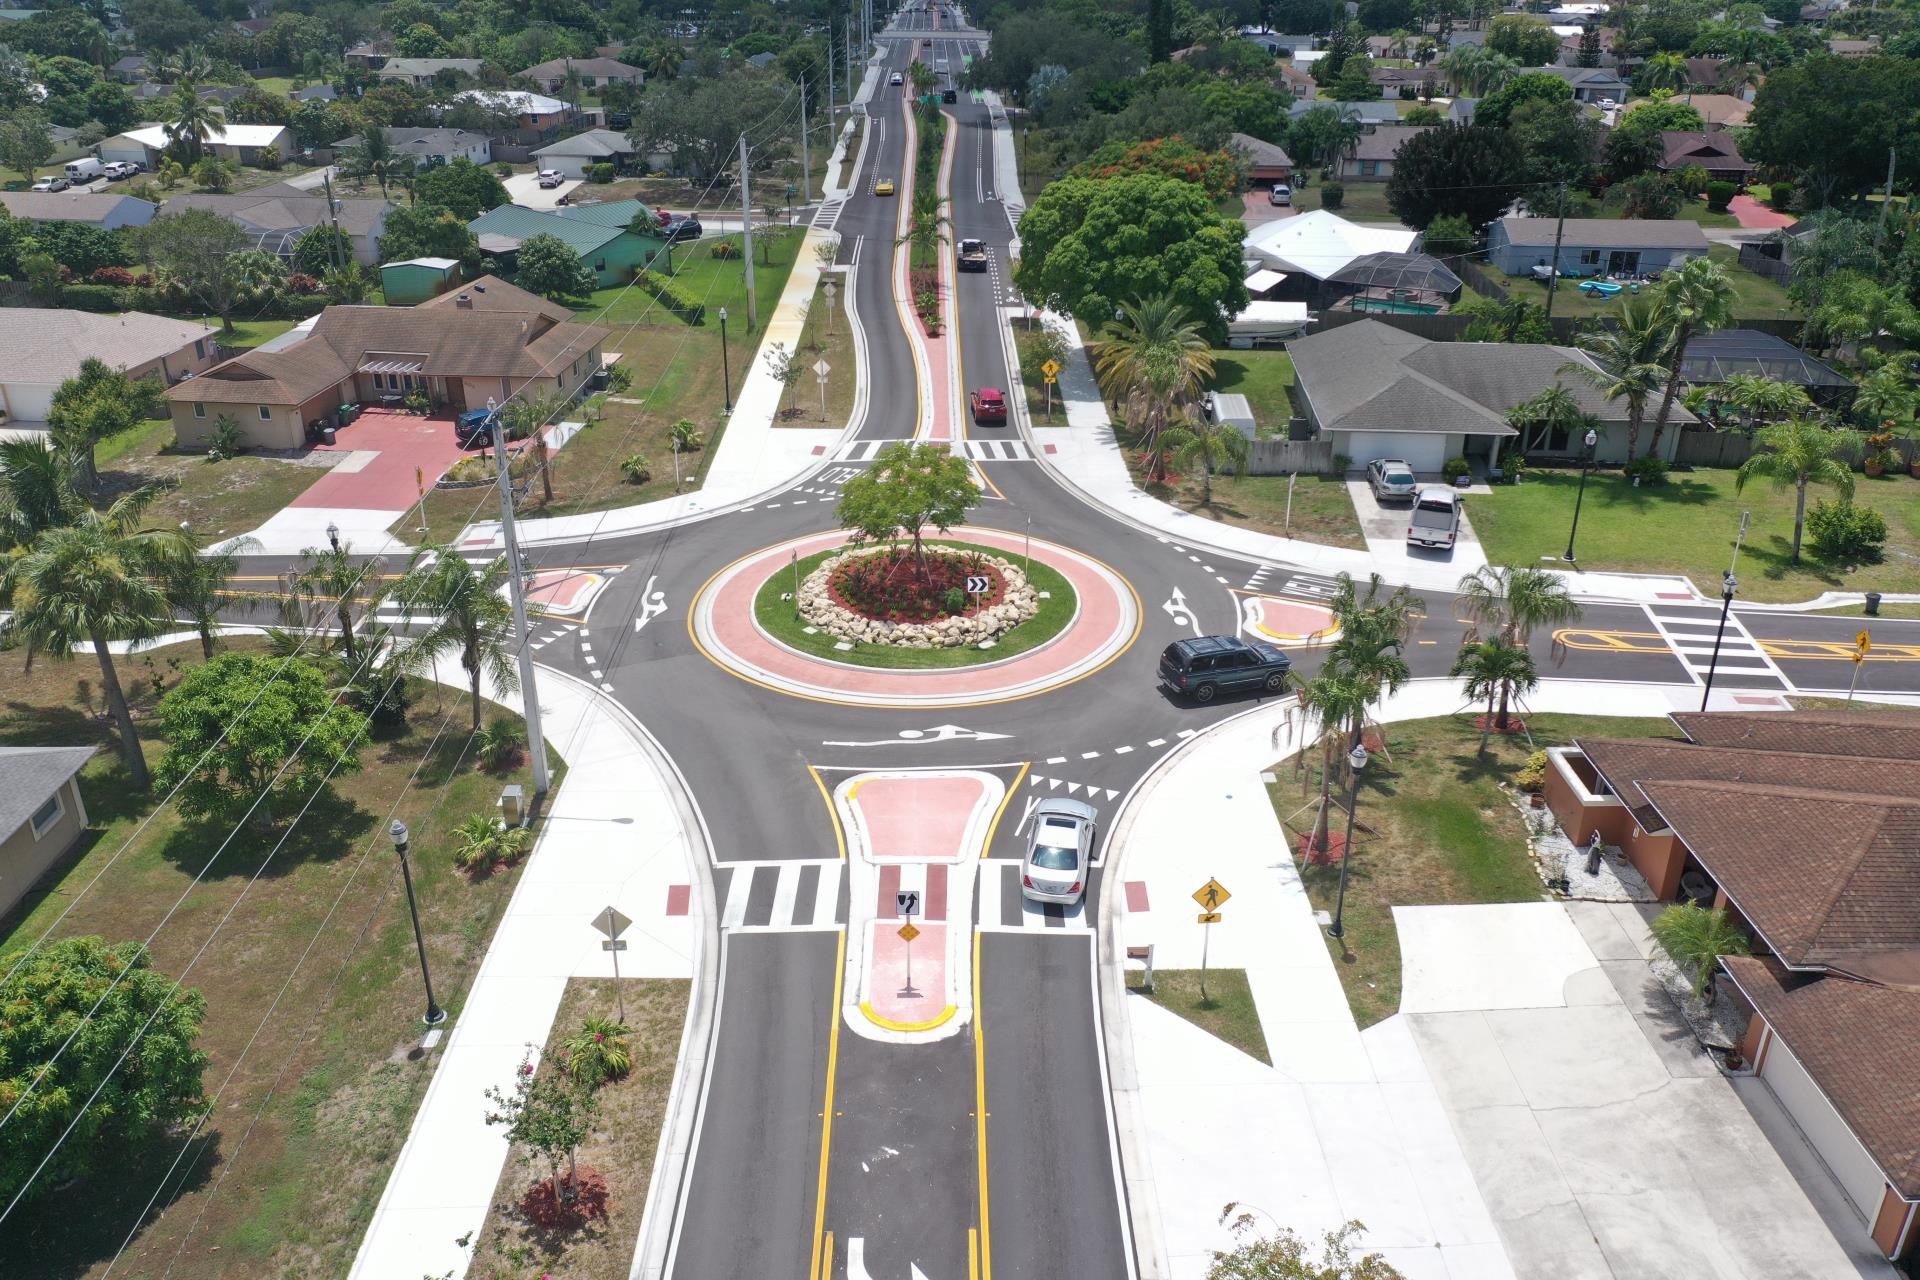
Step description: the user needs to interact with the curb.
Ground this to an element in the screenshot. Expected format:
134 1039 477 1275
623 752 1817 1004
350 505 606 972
514 668 724 1280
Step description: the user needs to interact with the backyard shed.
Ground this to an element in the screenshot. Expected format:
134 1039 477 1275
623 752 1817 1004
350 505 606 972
381 257 463 306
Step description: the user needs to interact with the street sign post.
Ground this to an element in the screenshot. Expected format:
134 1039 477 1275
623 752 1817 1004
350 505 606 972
897 920 922 998
814 357 832 420
1041 357 1060 422
593 906 632 1022
1191 878 1231 999
1849 629 1872 704
895 889 921 918
965 573 990 612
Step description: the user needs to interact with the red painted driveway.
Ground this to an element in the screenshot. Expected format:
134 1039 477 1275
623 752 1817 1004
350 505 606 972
290 409 473 511
1729 195 1794 230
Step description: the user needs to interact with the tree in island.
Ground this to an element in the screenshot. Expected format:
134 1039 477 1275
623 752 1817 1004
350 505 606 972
484 1049 603 1213
835 442 982 581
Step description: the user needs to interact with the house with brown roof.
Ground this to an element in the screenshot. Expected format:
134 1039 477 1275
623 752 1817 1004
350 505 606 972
1659 130 1753 186
1682 93 1754 130
517 56 644 93
1229 131 1294 185
163 298 608 451
1543 708 1920 1263
1336 124 1434 182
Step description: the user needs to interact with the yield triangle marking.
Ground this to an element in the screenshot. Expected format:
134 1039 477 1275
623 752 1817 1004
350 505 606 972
1028 774 1041 787
1066 782 1080 795
1106 789 1119 801
1048 777 1061 790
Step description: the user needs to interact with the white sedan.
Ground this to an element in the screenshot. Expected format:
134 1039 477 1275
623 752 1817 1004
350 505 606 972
1019 797 1098 905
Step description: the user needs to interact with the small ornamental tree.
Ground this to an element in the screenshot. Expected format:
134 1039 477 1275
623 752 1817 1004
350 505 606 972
484 1050 601 1205
412 157 510 220
0 936 209 1208
835 442 982 580
514 232 595 301
153 651 369 824
1207 1212 1406 1279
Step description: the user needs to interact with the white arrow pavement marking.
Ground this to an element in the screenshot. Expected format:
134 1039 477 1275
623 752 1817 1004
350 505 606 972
821 724 1013 746
632 575 669 631
844 1238 937 1280
1162 586 1200 635
1017 795 1041 830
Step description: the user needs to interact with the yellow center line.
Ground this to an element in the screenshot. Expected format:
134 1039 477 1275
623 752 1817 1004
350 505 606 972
979 762 1030 856
811 765 850 860
809 929 847 1280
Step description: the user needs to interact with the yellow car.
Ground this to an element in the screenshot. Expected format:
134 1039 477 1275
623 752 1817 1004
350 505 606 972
875 178 896 196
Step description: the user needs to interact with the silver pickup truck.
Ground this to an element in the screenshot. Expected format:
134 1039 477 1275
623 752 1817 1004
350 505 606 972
1406 487 1463 550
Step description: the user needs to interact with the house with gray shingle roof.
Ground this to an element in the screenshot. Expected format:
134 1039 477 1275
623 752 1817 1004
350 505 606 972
160 186 395 265
0 189 156 229
373 57 483 86
1288 318 1690 473
0 746 97 918
530 129 639 179
1488 215 1710 277
0 308 219 428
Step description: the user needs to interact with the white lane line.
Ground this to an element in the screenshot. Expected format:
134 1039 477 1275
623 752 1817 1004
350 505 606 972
1147 738 1167 747
1046 755 1066 764
1081 750 1100 759
1114 745 1134 754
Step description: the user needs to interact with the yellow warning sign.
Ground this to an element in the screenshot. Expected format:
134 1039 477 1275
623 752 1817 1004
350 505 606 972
1192 879 1231 911
1197 911 1222 924
897 923 921 943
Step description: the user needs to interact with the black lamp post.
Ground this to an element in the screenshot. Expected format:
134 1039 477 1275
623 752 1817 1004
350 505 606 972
326 520 341 553
1699 571 1738 712
1327 743 1368 941
719 305 732 414
388 820 446 1026
1562 427 1598 564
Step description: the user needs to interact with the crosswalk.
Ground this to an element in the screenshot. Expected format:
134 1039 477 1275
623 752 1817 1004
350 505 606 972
813 197 849 231
1278 571 1344 601
976 859 1092 932
832 438 1035 462
371 551 502 625
1641 604 1789 690
715 860 847 932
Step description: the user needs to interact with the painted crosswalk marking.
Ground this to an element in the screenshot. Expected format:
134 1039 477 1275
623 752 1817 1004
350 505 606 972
713 860 846 932
1279 572 1343 600
959 438 1032 461
1640 605 1790 689
975 859 1091 932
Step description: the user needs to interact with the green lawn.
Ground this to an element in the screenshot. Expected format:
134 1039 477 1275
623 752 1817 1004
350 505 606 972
186 316 299 351
752 540 1078 669
94 417 322 545
1271 713 1680 1027
249 75 296 95
1126 435 1365 548
1470 465 1920 602
1132 968 1270 1065
1211 349 1295 434
0 638 559 1279
1482 244 1797 321
413 232 803 542
1282 180 1404 224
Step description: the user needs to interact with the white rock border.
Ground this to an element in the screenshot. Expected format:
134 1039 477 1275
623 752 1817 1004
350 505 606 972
799 546 1040 649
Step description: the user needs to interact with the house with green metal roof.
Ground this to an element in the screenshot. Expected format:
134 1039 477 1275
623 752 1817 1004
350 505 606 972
468 201 665 288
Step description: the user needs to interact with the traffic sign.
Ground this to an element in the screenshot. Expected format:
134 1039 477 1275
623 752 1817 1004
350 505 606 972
1192 878 1232 911
1196 911 1222 924
813 358 832 380
593 906 632 940
896 889 921 917
965 574 990 593
1040 358 1061 378
1856 630 1872 653
602 939 628 951
897 922 921 943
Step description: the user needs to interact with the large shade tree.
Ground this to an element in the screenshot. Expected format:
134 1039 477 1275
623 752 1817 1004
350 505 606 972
1384 125 1526 230
1014 173 1248 343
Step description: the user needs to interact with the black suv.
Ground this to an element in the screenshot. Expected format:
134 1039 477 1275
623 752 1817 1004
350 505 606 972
660 216 703 242
1158 635 1292 703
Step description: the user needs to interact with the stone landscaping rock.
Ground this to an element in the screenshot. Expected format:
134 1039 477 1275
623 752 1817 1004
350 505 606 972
797 548 1042 649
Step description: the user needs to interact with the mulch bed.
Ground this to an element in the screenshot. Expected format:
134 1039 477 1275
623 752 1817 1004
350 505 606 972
519 1166 611 1231
827 548 1006 623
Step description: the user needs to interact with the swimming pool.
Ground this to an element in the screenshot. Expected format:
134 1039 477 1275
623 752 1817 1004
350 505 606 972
1348 297 1442 315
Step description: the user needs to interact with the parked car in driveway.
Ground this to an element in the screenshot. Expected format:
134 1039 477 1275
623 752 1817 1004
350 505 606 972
1020 797 1098 905
659 215 703 241
29 176 69 192
453 408 498 449
969 387 1007 423
102 161 138 181
956 238 988 271
1366 457 1418 502
1406 487 1463 550
1157 635 1292 703
537 169 565 189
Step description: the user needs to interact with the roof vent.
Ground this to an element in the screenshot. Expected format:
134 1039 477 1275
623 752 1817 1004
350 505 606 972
474 283 486 293
454 292 471 308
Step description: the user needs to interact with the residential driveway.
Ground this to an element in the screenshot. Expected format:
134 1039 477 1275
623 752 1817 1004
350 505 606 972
1240 190 1297 227
1729 194 1795 231
290 407 471 511
1345 478 1488 575
1399 901 1894 1280
504 172 582 209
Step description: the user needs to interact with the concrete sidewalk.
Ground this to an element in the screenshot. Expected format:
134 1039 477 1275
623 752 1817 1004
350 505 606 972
347 659 713 1280
1100 677 1873 1280
460 225 849 551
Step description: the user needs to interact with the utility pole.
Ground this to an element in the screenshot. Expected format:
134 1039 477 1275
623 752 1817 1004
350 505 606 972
827 26 836 117
1542 181 1569 321
739 133 758 328
799 76 811 205
487 401 551 796
1877 146 1897 250
846 14 855 99
321 169 345 275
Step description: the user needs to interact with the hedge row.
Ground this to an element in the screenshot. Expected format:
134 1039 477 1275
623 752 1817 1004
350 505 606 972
56 283 331 321
634 268 706 325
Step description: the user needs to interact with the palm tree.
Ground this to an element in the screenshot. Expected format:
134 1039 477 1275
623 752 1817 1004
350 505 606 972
1649 902 1750 998
174 44 211 85
2 498 193 787
1450 637 1538 750
1194 11 1242 48
1643 52 1689 93
0 436 85 551
896 191 952 267
1297 672 1374 853
1088 295 1216 484
1455 564 1579 647
639 41 681 82
1851 362 1914 432
281 542 387 670
1159 418 1248 505
397 550 518 732
1718 373 1812 435
340 127 412 197
1647 257 1737 459
1564 295 1668 462
1506 383 1597 457
1324 613 1412 749
163 85 224 164
162 536 260 659
1734 418 1860 561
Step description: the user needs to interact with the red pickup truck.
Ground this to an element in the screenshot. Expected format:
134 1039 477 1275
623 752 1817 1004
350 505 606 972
969 387 1007 424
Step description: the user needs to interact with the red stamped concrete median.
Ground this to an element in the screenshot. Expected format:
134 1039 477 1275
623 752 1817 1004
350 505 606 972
691 525 1138 706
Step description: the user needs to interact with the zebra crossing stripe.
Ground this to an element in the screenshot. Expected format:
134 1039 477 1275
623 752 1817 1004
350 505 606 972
975 860 1091 933
715 861 848 932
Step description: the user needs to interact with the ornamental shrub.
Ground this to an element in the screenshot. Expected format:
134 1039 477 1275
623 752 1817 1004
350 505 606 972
1624 455 1669 486
1442 456 1471 482
1704 181 1736 212
1767 179 1794 211
1806 499 1887 562
1321 180 1346 210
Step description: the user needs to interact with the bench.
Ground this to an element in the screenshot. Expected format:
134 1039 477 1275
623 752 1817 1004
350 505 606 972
1125 944 1155 993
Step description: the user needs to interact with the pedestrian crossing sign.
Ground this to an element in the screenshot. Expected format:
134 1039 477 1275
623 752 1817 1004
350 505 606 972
1192 878 1231 911
1041 358 1061 383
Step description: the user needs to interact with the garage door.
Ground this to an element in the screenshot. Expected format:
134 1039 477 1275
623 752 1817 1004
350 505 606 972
1761 1032 1887 1223
1341 431 1447 474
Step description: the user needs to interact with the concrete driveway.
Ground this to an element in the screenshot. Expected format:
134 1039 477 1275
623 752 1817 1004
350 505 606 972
1344 477 1488 574
504 171 582 209
1399 902 1894 1280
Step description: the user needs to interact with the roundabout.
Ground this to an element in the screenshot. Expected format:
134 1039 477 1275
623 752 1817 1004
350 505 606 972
691 525 1140 706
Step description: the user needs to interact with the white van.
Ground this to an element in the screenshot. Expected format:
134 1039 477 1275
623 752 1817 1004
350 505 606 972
1406 487 1463 550
64 156 106 183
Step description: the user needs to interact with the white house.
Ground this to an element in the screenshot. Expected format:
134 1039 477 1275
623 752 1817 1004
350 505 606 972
99 123 293 169
529 129 638 178
1243 210 1419 303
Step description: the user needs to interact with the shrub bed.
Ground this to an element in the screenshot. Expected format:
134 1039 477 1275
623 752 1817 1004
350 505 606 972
798 546 1040 649
633 267 707 325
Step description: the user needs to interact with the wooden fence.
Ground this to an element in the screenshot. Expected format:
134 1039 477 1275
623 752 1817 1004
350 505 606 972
1244 438 1335 475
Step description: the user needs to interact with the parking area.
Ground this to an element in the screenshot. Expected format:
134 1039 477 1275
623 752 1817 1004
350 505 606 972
502 171 582 209
1400 902 1894 1280
289 408 472 511
1344 477 1488 573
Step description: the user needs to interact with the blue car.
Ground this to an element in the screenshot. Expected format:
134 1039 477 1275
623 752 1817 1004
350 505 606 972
454 409 498 448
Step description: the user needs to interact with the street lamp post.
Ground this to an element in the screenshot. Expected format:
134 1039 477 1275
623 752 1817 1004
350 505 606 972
1562 427 1598 565
326 520 341 553
719 306 732 414
1699 571 1738 712
1326 743 1368 942
388 820 447 1026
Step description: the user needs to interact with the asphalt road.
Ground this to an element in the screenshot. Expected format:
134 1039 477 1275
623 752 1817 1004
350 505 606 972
212 5 1920 1276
